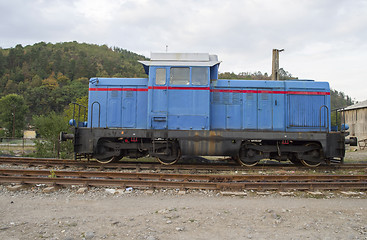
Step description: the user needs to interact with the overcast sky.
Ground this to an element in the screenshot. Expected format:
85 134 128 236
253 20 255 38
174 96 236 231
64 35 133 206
1 0 366 101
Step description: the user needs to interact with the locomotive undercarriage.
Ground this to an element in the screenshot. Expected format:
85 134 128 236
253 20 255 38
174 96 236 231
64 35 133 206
92 138 181 164
70 128 345 167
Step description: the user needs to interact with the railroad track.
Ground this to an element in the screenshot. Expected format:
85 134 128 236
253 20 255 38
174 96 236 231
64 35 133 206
1 168 367 191
1 157 367 172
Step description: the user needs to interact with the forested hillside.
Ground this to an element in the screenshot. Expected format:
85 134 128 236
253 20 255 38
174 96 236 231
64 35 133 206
0 42 147 117
0 41 354 135
330 89 354 110
0 42 355 157
218 68 297 80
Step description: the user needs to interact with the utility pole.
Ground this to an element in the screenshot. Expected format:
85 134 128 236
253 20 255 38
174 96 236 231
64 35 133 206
271 49 284 80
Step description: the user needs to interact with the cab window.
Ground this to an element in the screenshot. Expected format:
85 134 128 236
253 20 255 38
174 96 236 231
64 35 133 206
170 67 190 85
155 68 166 85
192 67 208 85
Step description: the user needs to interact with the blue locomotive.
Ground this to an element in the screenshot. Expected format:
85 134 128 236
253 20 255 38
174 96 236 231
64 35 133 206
62 53 356 167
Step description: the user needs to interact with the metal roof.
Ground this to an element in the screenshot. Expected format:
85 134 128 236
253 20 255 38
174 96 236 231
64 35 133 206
139 53 221 67
343 100 367 111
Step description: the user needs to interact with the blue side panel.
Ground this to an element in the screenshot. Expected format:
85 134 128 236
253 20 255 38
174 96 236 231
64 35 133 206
210 65 219 80
243 92 257 129
88 77 148 129
168 115 208 130
272 93 285 131
122 90 136 128
167 89 210 130
227 104 242 129
257 90 273 130
152 89 167 113
210 105 225 129
150 87 168 129
136 90 148 129
107 89 122 127
211 91 225 129
287 95 327 130
226 92 242 129
285 81 330 132
89 89 107 128
210 90 243 130
148 66 168 129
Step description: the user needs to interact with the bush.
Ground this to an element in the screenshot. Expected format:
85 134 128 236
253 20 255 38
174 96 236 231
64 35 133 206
32 112 73 158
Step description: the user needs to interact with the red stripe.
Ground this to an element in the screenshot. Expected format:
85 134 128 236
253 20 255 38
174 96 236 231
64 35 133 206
147 86 210 90
148 86 165 90
211 89 329 95
89 88 148 92
89 87 330 95
168 87 210 90
287 91 330 95
211 89 258 93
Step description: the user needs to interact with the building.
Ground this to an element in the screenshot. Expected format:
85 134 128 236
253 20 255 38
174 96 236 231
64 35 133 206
23 130 36 139
342 100 367 142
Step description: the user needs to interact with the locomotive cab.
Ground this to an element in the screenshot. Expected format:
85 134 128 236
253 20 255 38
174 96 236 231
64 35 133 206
140 53 220 131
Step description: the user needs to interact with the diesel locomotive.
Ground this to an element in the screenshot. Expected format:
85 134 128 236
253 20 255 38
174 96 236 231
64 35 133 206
61 53 356 167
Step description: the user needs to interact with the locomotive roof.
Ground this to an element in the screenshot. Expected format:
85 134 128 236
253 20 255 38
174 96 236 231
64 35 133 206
139 53 221 67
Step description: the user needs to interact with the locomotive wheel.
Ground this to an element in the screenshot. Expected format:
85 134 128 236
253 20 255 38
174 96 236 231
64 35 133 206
289 154 302 165
157 148 181 165
94 139 119 164
156 142 181 165
300 158 321 167
237 142 262 167
298 143 322 167
95 156 116 164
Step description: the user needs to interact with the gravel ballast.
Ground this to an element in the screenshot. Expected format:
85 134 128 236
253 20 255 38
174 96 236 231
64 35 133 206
0 186 366 240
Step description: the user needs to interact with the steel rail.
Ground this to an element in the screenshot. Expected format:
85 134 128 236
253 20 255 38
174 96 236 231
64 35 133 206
1 169 367 191
1 175 366 191
1 157 367 171
1 169 367 182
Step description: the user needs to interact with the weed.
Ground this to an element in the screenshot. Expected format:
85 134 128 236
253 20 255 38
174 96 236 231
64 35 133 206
48 169 57 178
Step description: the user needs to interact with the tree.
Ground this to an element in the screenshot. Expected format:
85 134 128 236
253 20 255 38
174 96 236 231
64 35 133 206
0 94 28 137
0 51 5 75
63 96 88 123
32 112 72 158
330 89 354 127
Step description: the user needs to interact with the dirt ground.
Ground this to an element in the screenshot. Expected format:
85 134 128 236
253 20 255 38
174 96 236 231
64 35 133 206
345 148 367 162
0 188 367 240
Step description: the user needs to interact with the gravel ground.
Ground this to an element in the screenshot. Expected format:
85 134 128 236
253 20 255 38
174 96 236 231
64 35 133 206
0 186 367 240
0 149 366 239
345 148 367 162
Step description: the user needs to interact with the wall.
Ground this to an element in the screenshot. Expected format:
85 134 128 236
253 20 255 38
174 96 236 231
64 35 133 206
344 107 367 140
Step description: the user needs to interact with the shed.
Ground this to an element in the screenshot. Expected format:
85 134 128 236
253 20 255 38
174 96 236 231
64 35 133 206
342 100 367 143
23 130 36 139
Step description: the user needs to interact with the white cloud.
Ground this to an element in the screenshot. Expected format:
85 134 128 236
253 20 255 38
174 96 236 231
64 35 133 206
0 0 366 101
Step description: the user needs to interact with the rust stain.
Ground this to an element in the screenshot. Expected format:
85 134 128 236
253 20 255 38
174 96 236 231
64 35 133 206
208 131 217 155
193 141 200 155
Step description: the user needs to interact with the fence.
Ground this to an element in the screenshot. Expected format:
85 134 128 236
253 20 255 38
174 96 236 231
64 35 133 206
0 138 40 156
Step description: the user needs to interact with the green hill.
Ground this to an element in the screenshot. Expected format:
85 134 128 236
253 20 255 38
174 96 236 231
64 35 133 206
0 41 354 123
0 42 147 116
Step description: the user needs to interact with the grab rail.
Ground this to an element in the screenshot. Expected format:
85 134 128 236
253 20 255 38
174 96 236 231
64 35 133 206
319 105 329 132
71 102 87 128
91 101 101 128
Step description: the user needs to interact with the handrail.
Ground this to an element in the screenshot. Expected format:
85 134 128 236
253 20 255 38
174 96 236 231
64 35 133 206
330 107 346 132
71 102 87 128
319 105 329 132
91 101 101 128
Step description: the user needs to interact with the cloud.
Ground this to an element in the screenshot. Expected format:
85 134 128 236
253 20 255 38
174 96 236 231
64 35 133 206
0 0 366 101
